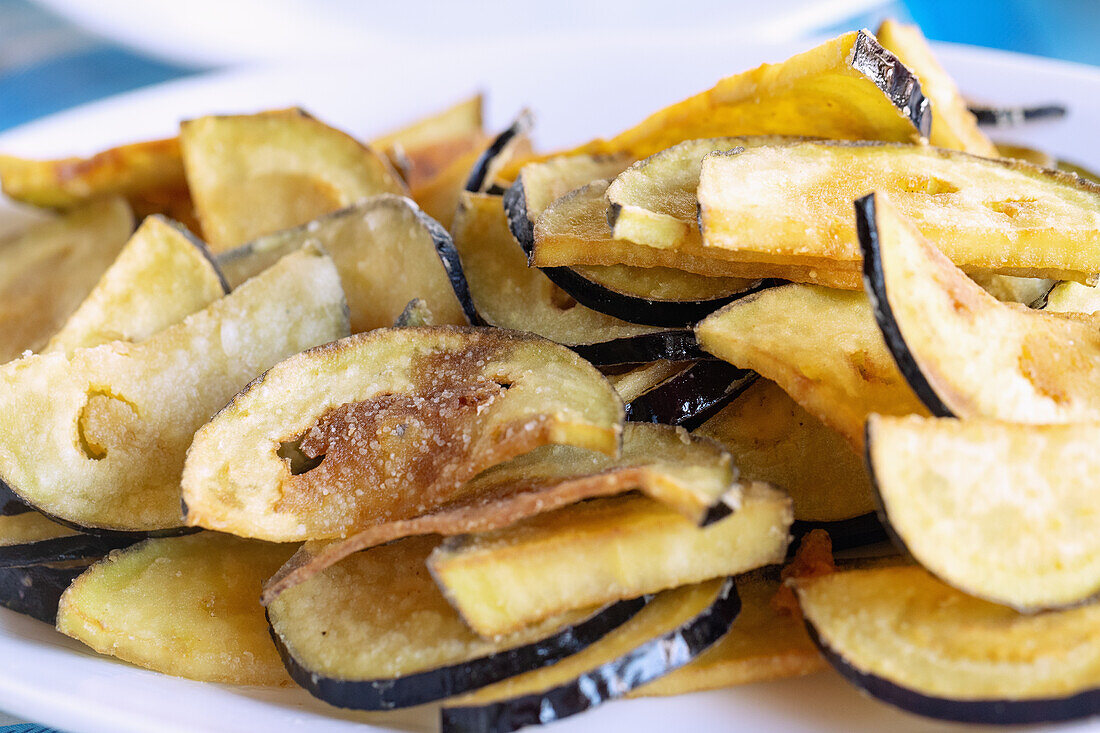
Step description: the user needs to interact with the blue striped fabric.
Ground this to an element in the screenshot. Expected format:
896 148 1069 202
1 725 63 733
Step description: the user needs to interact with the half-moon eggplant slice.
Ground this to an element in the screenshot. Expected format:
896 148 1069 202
624 360 757 430
268 534 643 710
182 326 624 542
464 111 533 194
180 108 405 251
57 532 295 685
857 191 1100 422
969 103 1066 127
695 284 928 451
0 197 133 363
440 577 740 733
262 423 736 601
216 194 475 330
697 379 881 548
698 142 1100 283
629 569 822 697
0 245 348 534
0 512 133 568
429 483 790 637
795 564 1100 725
868 414 1100 611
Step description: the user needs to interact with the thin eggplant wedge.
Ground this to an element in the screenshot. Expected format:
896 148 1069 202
795 564 1100 725
0 559 97 624
698 142 1100 283
857 192 1100 422
695 284 928 451
429 483 791 637
46 215 227 355
216 194 475 330
57 533 295 685
180 109 405 251
697 380 881 547
262 423 737 601
0 512 133 567
606 360 690 403
624 360 758 430
868 414 1100 611
0 245 348 533
0 197 133 363
970 102 1067 127
875 19 997 155
268 534 643 710
182 326 624 542
1041 281 1100 314
497 29 928 180
569 329 711 366
630 570 822 697
411 144 487 230
371 94 485 189
464 111 533 194
441 577 740 733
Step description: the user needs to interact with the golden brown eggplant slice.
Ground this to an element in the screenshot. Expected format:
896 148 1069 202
0 245 348 533
0 512 78 547
857 192 1100 422
695 284 928 450
0 197 133 363
371 94 485 188
57 532 295 685
607 361 690 402
429 483 791 636
868 414 1100 610
1042 281 1100 314
0 512 133 568
464 112 534 194
180 109 405 250
182 327 624 541
699 142 1100 282
795 564 1100 724
216 194 474 330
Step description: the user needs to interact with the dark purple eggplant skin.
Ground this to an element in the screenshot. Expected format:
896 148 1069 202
626 361 757 431
0 561 91 624
0 481 31 516
855 193 955 418
850 30 931 138
270 596 647 711
791 514 888 554
969 103 1066 128
0 533 137 569
441 576 741 733
410 203 483 327
570 330 710 366
464 111 534 194
805 621 1100 724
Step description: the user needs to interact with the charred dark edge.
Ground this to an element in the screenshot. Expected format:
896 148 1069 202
440 577 741 733
854 193 955 418
465 111 534 194
969 103 1067 128
626 362 757 431
850 30 930 138
153 213 231 295
0 561 92 624
408 201 484 326
269 596 646 711
804 620 1100 724
0 533 137 568
571 330 710 366
791 514 887 553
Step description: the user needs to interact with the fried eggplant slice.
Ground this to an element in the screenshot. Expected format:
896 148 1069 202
429 483 790 636
875 19 997 155
0 559 97 624
216 194 474 330
0 197 133 363
412 144 487 230
868 415 1100 610
182 326 624 541
699 142 1100 282
630 570 822 697
371 94 485 189
180 109 405 250
0 512 132 567
695 284 928 450
441 577 740 732
607 360 690 402
263 423 736 600
1042 281 1100 314
57 532 295 685
268 534 642 710
698 380 880 547
498 29 928 179
624 360 757 430
858 192 1100 422
795 564 1100 724
970 273 1053 305
46 215 226 355
464 111 534 194
0 245 348 533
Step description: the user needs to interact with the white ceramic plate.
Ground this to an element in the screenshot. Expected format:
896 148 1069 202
1 35 1098 733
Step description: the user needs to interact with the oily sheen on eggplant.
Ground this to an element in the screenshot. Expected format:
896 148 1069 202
441 577 740 733
796 565 1100 725
624 360 757 431
856 192 1100 423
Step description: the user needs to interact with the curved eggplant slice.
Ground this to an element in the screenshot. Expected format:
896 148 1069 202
606 360 690 403
868 414 1100 611
216 194 476 330
795 564 1100 725
0 512 135 568
440 577 740 733
695 284 928 451
262 423 736 601
268 534 644 710
372 94 485 189
569 329 709 365
183 326 624 542
429 484 790 637
970 103 1067 127
57 533 295 685
0 560 95 625
857 191 1100 423
625 360 757 431
0 245 348 534
464 111 534 194
180 108 406 251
